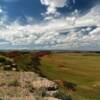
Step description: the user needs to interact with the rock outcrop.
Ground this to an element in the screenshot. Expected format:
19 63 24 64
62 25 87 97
0 72 62 100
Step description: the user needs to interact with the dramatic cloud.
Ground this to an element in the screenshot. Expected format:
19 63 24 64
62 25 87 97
0 4 100 50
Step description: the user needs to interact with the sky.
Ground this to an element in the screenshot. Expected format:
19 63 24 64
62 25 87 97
0 0 100 50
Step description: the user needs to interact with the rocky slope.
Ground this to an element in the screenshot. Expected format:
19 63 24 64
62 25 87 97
0 71 61 100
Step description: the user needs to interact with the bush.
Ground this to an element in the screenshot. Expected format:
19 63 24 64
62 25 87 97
63 81 77 91
54 91 72 100
27 84 35 93
3 65 11 71
4 60 12 65
8 80 19 87
16 54 41 72
0 57 6 63
26 55 42 73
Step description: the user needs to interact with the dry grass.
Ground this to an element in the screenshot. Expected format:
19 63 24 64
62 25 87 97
40 53 100 100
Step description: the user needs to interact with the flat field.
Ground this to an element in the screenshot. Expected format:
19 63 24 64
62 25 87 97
40 53 100 100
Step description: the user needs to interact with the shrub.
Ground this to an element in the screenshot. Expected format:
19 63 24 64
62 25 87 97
0 57 6 63
4 60 12 65
35 87 47 98
8 80 19 87
16 54 41 72
54 91 72 100
63 81 77 91
27 84 35 93
26 55 41 73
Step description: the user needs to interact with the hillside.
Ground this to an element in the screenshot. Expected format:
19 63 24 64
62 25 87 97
0 51 100 100
0 71 65 100
0 52 70 100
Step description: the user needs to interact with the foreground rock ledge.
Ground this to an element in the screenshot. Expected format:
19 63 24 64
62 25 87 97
0 71 61 100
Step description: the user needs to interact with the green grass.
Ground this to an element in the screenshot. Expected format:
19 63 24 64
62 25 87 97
0 52 100 100
40 53 100 100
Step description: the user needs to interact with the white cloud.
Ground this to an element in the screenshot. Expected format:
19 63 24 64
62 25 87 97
0 4 100 50
41 0 67 7
40 0 68 18
40 0 76 20
0 7 8 25
0 8 3 13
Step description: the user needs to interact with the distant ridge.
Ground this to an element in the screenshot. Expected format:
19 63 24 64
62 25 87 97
0 49 100 53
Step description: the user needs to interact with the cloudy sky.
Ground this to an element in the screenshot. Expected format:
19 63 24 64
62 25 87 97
0 0 100 50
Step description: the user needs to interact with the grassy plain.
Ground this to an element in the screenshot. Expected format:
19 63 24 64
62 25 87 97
0 52 100 100
40 53 100 100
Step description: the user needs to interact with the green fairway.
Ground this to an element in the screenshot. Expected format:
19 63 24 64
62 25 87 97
40 53 100 100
